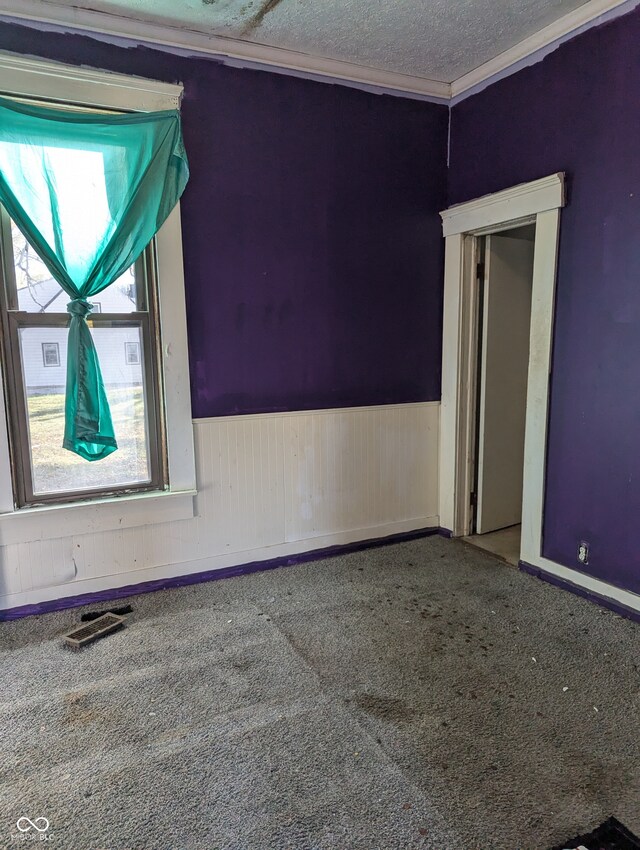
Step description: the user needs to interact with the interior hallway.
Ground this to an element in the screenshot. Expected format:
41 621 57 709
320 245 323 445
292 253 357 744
1 535 638 850
464 525 522 566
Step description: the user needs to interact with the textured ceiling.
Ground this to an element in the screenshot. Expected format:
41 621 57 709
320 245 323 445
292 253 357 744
36 0 593 82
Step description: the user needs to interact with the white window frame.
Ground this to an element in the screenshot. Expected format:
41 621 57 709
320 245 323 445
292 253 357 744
0 52 196 545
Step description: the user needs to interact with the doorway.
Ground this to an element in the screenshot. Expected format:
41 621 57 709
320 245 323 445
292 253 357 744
438 173 565 576
464 224 535 566
439 173 640 614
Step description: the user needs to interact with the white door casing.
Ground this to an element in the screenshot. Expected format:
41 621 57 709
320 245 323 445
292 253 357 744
439 172 640 615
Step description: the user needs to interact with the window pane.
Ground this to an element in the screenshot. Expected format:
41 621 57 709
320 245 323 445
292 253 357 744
18 325 151 496
11 220 139 314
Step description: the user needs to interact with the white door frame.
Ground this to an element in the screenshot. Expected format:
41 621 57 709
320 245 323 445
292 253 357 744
439 173 640 615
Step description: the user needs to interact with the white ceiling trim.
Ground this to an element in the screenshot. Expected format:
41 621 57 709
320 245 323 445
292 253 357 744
0 0 451 102
0 0 635 103
451 0 637 99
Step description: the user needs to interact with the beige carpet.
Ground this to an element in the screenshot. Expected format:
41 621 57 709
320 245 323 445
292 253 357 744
1 535 639 849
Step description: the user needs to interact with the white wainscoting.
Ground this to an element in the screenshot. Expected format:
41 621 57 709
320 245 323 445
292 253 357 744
0 401 440 611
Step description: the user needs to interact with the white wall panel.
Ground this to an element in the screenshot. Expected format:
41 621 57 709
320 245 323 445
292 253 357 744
284 404 438 541
0 402 439 611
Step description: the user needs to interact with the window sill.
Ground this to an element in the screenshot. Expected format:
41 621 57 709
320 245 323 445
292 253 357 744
0 488 196 546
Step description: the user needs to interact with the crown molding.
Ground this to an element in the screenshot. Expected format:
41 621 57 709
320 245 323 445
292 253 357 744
0 0 451 102
0 0 635 105
451 0 637 99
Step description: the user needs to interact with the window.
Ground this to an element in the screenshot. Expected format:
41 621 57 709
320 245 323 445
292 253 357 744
0 55 194 539
0 211 167 507
124 341 140 365
41 342 60 367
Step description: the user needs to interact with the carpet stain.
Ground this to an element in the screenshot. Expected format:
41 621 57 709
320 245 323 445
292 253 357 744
577 756 634 808
64 691 98 725
154 725 190 744
354 693 414 723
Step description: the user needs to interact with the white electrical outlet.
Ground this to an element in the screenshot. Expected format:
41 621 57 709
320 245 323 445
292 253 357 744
577 541 589 565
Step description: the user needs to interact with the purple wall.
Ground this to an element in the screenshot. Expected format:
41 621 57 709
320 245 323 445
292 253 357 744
0 23 448 417
449 7 640 594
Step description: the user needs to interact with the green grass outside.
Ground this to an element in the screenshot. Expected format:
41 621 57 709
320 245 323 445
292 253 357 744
26 385 150 494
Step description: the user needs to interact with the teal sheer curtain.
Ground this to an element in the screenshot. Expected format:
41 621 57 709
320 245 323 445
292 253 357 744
0 95 189 460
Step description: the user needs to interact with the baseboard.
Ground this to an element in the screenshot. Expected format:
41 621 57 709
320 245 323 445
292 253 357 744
519 560 640 625
0 520 439 620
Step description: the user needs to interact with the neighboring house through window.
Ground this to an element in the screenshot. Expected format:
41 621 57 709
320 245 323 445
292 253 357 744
124 341 141 365
41 342 60 367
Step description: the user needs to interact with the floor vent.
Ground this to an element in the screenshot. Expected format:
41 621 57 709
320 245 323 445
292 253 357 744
64 613 126 649
81 605 133 622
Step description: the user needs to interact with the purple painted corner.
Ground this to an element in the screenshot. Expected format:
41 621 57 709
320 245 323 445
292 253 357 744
0 21 448 420
450 5 640 596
